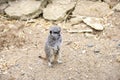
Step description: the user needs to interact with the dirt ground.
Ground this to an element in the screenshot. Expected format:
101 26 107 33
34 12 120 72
0 11 120 80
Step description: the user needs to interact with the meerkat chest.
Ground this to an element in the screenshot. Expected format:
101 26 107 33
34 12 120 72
49 40 60 50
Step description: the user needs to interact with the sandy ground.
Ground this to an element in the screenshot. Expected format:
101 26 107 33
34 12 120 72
0 11 120 80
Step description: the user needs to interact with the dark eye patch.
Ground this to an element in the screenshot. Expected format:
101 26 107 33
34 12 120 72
53 31 60 34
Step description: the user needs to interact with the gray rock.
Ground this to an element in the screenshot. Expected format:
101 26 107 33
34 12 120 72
43 0 76 20
70 16 85 25
5 0 47 20
72 1 111 17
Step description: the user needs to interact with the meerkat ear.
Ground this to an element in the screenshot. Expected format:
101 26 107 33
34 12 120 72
50 31 52 34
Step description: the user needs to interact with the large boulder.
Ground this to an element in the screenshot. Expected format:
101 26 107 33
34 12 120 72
83 17 105 30
5 0 47 20
43 0 76 20
72 1 112 18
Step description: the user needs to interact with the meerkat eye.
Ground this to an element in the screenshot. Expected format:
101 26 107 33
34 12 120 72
50 31 52 34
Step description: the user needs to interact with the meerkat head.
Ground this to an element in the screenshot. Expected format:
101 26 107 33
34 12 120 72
49 26 61 40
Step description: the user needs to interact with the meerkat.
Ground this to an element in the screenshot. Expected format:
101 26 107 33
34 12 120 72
39 26 62 67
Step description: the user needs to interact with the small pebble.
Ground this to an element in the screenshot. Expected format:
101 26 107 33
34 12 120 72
112 39 119 42
94 49 100 53
118 43 120 47
15 64 19 67
81 50 86 54
116 43 120 49
87 43 94 47
66 41 72 45
21 73 25 76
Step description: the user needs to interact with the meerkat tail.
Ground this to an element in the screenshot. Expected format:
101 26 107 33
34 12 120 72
38 56 47 60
